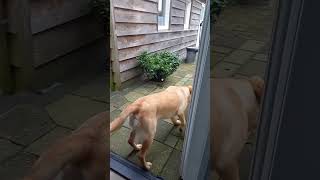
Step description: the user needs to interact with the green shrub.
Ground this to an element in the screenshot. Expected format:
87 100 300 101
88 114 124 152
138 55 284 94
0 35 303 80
211 0 228 23
137 51 181 82
89 0 109 32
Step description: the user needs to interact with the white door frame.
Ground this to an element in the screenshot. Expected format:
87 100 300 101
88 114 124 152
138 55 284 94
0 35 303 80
180 1 210 179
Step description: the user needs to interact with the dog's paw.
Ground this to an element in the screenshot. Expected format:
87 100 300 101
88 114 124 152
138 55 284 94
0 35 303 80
144 162 152 170
134 144 142 150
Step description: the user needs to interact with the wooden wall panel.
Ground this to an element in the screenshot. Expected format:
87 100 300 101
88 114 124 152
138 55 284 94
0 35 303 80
171 24 184 31
112 0 205 84
172 0 186 10
33 15 104 67
115 23 157 36
113 0 158 13
30 0 90 34
171 17 185 25
117 30 198 49
114 8 157 24
171 8 185 17
118 35 197 61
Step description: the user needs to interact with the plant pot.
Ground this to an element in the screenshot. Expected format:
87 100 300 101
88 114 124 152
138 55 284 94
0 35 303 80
186 47 199 63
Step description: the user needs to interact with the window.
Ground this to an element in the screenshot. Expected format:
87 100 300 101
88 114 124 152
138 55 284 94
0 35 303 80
158 0 171 30
184 0 192 29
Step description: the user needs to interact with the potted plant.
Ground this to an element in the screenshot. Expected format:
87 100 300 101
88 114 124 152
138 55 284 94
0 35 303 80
137 51 180 82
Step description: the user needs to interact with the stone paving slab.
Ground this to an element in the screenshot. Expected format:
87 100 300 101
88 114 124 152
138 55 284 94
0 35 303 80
124 91 144 102
239 40 266 52
224 49 254 65
128 140 173 176
0 139 23 162
0 152 37 180
110 94 128 108
46 95 107 129
110 127 132 157
164 134 179 148
0 104 55 146
160 149 182 180
72 76 108 103
253 53 268 62
25 126 72 155
237 60 267 77
154 120 174 143
212 62 241 78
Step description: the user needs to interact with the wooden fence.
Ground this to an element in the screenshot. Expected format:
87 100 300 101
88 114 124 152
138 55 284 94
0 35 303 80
0 0 108 93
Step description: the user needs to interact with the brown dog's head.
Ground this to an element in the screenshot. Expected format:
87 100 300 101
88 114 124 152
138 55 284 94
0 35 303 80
249 76 265 102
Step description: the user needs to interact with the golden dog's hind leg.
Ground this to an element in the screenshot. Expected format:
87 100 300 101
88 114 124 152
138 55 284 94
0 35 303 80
138 137 153 170
128 130 142 151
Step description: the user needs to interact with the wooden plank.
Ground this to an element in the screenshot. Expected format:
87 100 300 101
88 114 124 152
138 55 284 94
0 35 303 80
111 0 121 89
191 13 200 20
171 17 185 25
7 0 34 91
118 34 197 61
33 15 104 67
170 24 184 31
190 19 200 25
171 8 185 17
117 30 198 49
119 58 139 72
191 7 201 15
145 0 158 3
115 23 157 36
30 0 90 34
119 39 196 74
189 25 199 29
120 67 141 82
114 0 158 13
162 39 197 54
172 0 186 10
114 8 157 24
0 1 13 93
192 0 203 9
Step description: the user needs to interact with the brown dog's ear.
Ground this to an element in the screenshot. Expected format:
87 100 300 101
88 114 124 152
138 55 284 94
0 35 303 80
187 85 193 94
249 76 265 101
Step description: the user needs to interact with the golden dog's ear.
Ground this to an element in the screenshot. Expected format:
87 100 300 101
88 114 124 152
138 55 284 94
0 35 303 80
187 85 193 94
249 76 265 100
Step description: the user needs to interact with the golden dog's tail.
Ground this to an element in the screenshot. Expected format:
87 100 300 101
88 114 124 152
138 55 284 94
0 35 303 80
110 104 139 133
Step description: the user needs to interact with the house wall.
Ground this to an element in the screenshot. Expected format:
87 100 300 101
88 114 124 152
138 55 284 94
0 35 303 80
6 0 107 90
111 0 204 85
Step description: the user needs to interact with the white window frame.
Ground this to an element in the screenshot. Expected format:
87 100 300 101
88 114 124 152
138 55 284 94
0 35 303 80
180 2 210 180
158 0 171 30
184 0 192 29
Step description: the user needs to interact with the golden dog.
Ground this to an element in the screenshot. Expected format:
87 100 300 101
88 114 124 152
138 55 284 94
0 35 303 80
110 86 192 170
23 111 108 180
211 76 264 180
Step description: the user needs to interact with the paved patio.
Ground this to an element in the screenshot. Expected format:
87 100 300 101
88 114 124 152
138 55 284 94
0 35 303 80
211 1 275 179
110 63 195 179
0 71 108 180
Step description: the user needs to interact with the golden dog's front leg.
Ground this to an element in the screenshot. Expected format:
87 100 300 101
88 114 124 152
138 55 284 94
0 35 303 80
170 116 181 126
178 113 186 132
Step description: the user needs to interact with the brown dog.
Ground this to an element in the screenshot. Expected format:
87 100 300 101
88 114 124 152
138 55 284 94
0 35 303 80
110 85 192 170
211 76 264 180
23 111 108 180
